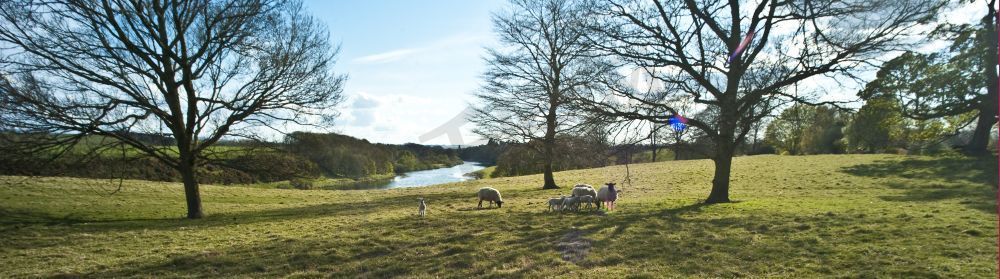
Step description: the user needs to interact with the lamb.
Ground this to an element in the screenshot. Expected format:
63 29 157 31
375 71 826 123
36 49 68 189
561 196 580 212
576 195 595 210
547 195 566 212
477 187 504 208
418 198 426 217
597 182 619 210
571 184 599 208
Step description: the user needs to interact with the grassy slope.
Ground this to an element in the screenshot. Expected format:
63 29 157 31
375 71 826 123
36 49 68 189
465 166 497 179
0 154 995 278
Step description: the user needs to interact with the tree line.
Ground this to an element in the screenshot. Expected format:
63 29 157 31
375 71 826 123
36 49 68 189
0 131 462 185
284 132 462 178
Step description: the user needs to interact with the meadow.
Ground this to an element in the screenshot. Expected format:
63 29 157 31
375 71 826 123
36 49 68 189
0 154 995 278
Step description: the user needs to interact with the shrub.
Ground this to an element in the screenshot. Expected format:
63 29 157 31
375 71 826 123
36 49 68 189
226 152 320 182
289 178 313 190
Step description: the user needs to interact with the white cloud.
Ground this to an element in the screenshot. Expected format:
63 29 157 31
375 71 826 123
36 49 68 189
353 48 423 64
331 91 484 144
351 33 492 65
374 125 397 132
327 32 498 144
340 93 380 127
351 94 380 109
350 109 376 127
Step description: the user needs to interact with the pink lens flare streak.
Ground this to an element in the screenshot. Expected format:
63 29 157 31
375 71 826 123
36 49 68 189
727 31 756 65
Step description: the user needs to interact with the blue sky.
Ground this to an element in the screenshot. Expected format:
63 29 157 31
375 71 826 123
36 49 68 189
294 1 982 145
301 0 505 145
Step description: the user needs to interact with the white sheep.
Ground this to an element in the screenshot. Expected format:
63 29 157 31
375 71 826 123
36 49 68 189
477 187 504 208
418 198 426 217
597 183 619 210
571 184 599 208
561 196 580 212
547 195 566 212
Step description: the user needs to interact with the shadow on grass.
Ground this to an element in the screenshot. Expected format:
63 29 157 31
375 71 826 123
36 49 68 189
0 190 474 232
57 201 922 278
840 155 997 213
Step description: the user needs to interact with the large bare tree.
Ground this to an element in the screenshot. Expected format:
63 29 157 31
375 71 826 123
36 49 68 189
579 0 942 203
0 0 345 218
471 0 611 189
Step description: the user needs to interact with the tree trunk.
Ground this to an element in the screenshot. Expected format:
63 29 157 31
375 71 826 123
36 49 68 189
707 83 738 203
650 126 658 162
965 103 997 156
652 146 658 162
651 144 658 162
542 161 558 189
542 130 558 189
179 156 204 219
705 148 733 204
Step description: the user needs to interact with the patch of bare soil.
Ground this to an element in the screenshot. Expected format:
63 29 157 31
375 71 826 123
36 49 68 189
556 229 591 264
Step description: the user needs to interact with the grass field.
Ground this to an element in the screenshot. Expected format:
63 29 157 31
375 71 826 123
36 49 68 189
0 154 995 277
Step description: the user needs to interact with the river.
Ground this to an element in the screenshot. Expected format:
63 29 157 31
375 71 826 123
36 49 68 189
336 161 486 190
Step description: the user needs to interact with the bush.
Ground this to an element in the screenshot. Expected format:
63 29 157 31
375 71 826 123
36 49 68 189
746 144 777 155
226 152 320 182
289 178 313 190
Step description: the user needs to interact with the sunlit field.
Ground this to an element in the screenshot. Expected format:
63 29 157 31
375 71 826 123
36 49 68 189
0 154 994 278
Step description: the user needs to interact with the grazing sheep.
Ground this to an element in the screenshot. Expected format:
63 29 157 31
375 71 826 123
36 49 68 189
597 183 619 210
548 195 566 212
576 195 595 210
571 184 599 208
561 196 581 212
418 198 426 217
477 187 504 208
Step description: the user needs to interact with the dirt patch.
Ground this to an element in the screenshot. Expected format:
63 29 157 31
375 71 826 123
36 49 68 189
556 229 591 264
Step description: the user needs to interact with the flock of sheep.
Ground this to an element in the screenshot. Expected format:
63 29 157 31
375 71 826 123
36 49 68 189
417 183 620 217
545 183 618 212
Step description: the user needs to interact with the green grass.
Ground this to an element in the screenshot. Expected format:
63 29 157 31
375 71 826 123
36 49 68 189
466 166 497 179
0 154 995 277
630 149 678 163
42 135 253 160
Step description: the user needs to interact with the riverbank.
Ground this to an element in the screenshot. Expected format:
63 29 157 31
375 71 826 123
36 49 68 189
463 166 496 179
227 173 399 190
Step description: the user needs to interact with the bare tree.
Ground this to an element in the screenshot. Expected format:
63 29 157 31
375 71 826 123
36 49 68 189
471 0 611 189
579 0 942 203
0 0 345 218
